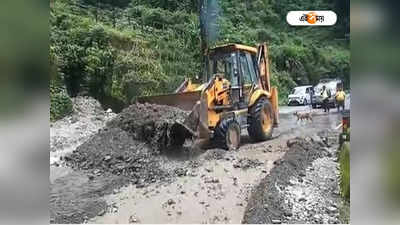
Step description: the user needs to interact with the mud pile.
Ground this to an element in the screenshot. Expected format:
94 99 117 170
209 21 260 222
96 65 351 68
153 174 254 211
242 131 338 224
64 103 191 185
107 103 191 151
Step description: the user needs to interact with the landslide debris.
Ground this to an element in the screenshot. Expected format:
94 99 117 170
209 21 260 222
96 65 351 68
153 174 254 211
50 96 116 163
243 131 339 224
64 103 192 185
107 103 191 151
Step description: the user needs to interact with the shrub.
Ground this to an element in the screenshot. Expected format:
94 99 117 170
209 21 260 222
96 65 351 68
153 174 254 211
50 87 73 121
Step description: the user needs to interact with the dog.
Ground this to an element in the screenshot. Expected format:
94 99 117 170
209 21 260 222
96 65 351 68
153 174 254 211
293 111 313 122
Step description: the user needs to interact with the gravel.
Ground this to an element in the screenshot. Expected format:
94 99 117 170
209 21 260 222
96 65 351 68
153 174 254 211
51 102 201 224
63 103 194 185
242 130 341 224
50 96 116 164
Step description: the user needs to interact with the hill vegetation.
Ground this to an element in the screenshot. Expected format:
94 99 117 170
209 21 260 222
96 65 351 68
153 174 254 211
50 0 349 120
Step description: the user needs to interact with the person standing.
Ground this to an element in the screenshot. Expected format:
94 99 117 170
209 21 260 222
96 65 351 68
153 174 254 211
321 85 330 113
335 87 346 112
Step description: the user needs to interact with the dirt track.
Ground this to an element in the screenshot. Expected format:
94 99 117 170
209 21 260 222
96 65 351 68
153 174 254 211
50 98 346 224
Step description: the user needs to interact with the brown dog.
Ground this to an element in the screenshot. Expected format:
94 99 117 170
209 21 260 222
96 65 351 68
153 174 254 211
293 111 313 122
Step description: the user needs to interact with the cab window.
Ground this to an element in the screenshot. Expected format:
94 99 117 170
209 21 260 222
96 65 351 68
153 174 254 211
246 53 257 83
239 53 252 85
210 53 238 86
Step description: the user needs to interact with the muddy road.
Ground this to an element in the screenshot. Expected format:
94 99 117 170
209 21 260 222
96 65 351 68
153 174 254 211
50 98 347 224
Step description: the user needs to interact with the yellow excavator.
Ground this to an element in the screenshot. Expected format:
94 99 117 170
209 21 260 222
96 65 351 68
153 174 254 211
138 43 279 150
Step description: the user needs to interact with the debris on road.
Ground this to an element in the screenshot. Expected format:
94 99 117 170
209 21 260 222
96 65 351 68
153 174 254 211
50 96 116 163
243 131 340 224
233 158 263 170
107 103 190 151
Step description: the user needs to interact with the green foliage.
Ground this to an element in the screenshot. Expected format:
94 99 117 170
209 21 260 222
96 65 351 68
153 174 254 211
50 0 350 115
339 142 350 201
50 82 73 121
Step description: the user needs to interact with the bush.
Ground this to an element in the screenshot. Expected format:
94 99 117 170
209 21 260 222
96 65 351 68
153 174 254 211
50 88 73 121
339 142 350 201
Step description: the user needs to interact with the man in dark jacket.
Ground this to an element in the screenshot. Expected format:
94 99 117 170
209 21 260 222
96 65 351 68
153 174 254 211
321 85 330 113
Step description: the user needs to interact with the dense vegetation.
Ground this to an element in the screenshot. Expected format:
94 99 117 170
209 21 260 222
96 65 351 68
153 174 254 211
50 0 349 120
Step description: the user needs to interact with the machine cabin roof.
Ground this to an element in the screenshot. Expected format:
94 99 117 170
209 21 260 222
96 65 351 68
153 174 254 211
209 44 257 56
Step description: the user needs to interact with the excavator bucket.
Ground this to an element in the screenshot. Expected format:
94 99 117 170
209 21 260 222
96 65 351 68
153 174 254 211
137 90 208 147
137 91 201 111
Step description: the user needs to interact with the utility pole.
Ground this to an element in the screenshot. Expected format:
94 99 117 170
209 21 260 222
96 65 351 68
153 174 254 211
198 0 208 79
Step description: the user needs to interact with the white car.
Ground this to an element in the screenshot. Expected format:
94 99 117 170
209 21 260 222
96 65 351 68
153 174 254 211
312 79 343 108
288 85 313 106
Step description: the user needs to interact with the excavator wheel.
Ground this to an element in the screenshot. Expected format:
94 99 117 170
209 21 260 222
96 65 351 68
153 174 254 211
248 97 274 142
214 118 241 150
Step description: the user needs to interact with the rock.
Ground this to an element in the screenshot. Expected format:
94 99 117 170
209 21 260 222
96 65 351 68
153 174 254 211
97 209 106 216
189 172 198 177
205 168 213 173
326 206 337 213
271 219 281 224
112 205 118 213
284 211 293 217
167 199 176 205
136 183 145 188
286 139 299 148
88 174 95 180
175 168 187 176
204 177 219 183
129 215 139 223
104 155 111 162
298 197 307 202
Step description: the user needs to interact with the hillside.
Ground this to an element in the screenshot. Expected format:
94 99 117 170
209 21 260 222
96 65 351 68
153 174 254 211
50 0 349 120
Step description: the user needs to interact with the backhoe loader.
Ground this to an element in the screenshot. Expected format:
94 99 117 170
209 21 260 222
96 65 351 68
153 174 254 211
138 43 279 150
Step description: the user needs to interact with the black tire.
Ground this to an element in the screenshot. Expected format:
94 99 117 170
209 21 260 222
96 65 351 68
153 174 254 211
214 118 241 150
248 97 274 142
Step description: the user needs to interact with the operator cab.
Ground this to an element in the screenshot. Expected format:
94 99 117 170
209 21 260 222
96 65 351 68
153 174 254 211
207 44 260 109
